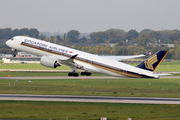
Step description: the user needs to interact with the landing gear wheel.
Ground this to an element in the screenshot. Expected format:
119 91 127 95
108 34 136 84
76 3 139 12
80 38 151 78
81 72 91 76
12 49 17 57
68 72 79 77
12 54 16 57
87 72 91 76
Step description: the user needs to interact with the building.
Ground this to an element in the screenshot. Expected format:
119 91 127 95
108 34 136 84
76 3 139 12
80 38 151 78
17 52 37 57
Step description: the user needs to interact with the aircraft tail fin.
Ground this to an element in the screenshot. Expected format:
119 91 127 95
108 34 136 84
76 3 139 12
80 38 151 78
137 50 168 72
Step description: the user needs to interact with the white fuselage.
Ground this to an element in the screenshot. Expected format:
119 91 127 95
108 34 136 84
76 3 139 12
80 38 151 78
6 36 159 78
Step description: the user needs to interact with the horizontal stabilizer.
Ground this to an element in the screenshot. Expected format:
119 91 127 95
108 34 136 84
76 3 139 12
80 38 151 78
137 50 168 72
155 73 172 76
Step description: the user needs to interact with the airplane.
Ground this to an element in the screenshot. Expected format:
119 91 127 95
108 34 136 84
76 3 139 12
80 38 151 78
6 36 168 78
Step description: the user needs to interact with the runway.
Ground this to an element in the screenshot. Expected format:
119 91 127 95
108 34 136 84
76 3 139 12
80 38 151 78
0 69 179 79
0 76 118 80
0 74 180 105
0 75 180 80
0 94 180 104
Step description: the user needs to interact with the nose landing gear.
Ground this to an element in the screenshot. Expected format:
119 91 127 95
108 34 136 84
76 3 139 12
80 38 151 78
12 49 17 57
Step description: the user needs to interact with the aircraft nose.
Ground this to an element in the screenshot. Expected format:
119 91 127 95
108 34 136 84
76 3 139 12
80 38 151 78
5 39 12 47
5 40 10 46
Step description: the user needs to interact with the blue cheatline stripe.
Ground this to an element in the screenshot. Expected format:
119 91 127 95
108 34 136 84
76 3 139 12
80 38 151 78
21 42 153 78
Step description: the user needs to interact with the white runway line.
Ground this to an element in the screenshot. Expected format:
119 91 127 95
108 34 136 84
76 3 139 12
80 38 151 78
0 94 180 104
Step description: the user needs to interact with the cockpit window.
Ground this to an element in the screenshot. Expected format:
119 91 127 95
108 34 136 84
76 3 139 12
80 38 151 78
10 38 14 40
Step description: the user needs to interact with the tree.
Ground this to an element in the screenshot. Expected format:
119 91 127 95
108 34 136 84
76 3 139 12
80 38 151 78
168 31 180 42
1 28 12 39
149 31 161 42
174 40 180 48
63 33 66 40
0 28 40 40
28 28 39 38
95 38 104 43
89 29 126 43
137 33 148 47
89 31 108 42
19 28 29 36
79 37 87 43
67 30 80 42
114 34 126 43
56 35 63 43
107 30 117 39
38 33 46 40
45 36 57 43
106 29 126 35
140 29 152 35
0 48 12 54
160 30 169 43
126 29 139 40
12 29 20 36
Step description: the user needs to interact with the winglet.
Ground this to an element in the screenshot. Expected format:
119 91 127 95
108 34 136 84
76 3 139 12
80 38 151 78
70 54 78 59
143 51 151 56
137 50 168 72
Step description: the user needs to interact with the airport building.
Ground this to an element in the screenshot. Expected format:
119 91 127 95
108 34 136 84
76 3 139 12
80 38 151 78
1 52 40 63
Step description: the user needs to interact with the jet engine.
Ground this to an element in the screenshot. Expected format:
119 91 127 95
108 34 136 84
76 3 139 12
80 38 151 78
40 56 60 68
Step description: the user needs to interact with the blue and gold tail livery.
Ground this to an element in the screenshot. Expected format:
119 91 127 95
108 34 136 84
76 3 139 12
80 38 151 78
137 50 168 72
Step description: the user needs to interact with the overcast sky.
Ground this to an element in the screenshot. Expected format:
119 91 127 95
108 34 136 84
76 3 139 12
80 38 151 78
0 0 180 33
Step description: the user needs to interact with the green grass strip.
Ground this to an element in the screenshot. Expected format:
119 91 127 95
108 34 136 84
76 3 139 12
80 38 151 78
0 71 107 77
0 101 180 120
1 61 180 71
0 78 180 98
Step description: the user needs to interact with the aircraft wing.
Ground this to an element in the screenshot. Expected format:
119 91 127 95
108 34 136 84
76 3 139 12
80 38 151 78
100 51 151 61
57 54 77 65
56 54 78 71
40 54 79 71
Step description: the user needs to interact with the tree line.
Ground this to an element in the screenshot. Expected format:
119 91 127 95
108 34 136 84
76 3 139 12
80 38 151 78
51 29 180 45
0 28 39 40
88 29 180 45
0 28 180 59
44 29 180 59
1 28 180 45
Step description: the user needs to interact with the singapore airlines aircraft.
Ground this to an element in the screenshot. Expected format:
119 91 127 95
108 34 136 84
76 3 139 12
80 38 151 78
6 36 168 78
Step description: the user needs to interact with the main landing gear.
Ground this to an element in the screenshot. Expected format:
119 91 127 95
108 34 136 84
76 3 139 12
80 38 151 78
68 71 92 77
68 72 79 77
81 72 91 76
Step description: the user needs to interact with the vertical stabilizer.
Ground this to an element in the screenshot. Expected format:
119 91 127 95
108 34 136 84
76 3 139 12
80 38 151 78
137 50 168 72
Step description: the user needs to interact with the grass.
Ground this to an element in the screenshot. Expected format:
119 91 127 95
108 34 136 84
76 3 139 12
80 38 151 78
155 61 180 71
0 61 180 119
0 101 180 120
0 63 71 70
1 61 180 71
0 71 107 77
129 61 180 71
0 78 180 98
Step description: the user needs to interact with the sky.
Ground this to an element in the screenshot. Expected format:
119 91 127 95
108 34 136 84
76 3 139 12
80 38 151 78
1 0 180 33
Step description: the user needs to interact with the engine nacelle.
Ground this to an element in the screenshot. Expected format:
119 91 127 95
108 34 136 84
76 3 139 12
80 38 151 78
40 56 60 68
